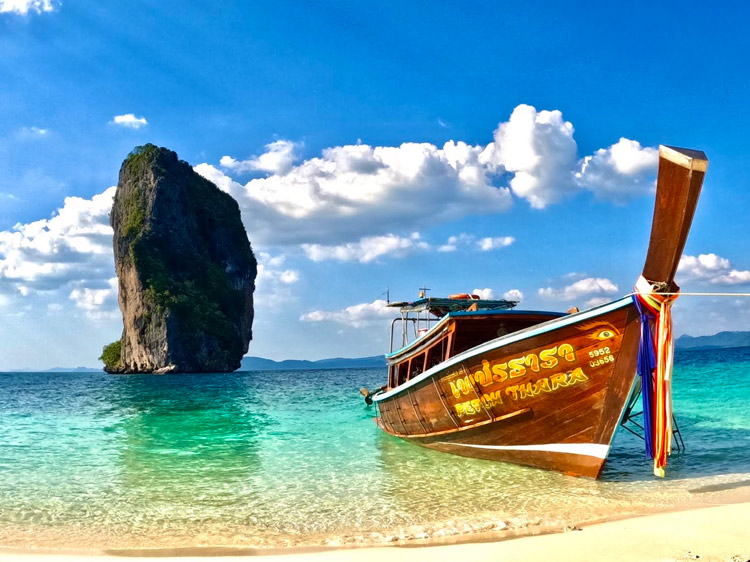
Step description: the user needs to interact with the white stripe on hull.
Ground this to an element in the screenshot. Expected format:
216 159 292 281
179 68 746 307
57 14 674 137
437 442 610 459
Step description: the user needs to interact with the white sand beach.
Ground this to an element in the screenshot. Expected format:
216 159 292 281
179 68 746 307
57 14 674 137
1 502 747 562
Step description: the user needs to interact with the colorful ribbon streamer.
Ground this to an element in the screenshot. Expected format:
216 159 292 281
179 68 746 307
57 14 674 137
632 275 679 477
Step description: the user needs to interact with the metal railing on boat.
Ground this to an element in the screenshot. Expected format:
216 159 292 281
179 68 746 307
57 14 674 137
620 379 685 453
389 316 440 352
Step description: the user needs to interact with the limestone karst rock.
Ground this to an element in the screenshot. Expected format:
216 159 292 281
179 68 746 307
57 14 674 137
101 144 257 373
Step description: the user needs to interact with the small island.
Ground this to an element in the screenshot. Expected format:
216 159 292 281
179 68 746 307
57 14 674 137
101 144 257 374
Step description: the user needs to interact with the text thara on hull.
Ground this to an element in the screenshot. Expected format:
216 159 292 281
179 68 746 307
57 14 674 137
363 145 708 478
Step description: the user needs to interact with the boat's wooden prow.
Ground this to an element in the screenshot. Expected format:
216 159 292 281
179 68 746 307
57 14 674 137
642 145 708 285
635 144 707 478
661 145 708 171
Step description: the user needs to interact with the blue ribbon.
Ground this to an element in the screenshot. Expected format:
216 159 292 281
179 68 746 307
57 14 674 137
632 295 657 459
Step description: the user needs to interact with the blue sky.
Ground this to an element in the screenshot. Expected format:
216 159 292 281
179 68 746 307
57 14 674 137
1 0 750 369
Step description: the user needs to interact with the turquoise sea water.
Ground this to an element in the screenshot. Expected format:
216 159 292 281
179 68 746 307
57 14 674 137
0 347 749 549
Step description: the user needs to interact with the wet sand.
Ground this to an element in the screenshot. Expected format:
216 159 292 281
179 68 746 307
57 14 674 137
1 502 748 561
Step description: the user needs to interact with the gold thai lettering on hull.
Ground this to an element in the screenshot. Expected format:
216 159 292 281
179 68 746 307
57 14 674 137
436 323 624 427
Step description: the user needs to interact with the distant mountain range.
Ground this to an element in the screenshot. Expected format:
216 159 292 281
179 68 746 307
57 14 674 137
10 334 750 373
3 356 386 373
675 331 750 350
44 366 104 372
238 355 386 371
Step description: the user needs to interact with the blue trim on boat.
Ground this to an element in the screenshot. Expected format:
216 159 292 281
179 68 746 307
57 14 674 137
374 296 633 402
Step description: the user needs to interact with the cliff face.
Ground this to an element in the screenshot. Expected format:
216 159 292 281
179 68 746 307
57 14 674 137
103 144 257 373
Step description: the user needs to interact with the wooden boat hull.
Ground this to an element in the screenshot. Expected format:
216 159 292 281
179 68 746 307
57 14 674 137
374 298 641 477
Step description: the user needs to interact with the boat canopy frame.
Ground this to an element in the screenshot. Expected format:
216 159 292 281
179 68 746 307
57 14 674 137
387 296 520 352
388 296 518 315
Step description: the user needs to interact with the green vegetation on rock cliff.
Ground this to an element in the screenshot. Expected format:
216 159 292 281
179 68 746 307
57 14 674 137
99 340 122 371
105 144 257 373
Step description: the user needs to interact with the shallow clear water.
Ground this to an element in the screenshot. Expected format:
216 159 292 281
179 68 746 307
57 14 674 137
0 347 749 549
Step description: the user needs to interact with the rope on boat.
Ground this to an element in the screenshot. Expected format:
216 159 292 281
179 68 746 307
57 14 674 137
627 287 750 476
632 276 679 478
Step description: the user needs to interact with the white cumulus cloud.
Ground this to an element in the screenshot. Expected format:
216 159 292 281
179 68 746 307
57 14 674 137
576 138 658 202
110 114 148 129
472 288 495 300
478 236 515 251
279 270 299 284
257 264 299 285
254 252 300 306
503 289 523 302
0 0 58 14
0 187 116 295
220 140 299 175
480 104 578 209
69 277 119 319
300 299 397 328
538 277 619 301
438 233 473 252
677 253 750 285
198 104 655 246
439 233 514 252
197 139 513 246
301 233 428 263
0 187 119 318
256 252 299 286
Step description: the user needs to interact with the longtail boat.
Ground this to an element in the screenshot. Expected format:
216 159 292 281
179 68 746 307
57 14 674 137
364 145 707 478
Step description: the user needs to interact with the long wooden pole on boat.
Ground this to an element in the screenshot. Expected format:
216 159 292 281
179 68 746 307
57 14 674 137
635 145 708 477
641 145 708 286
